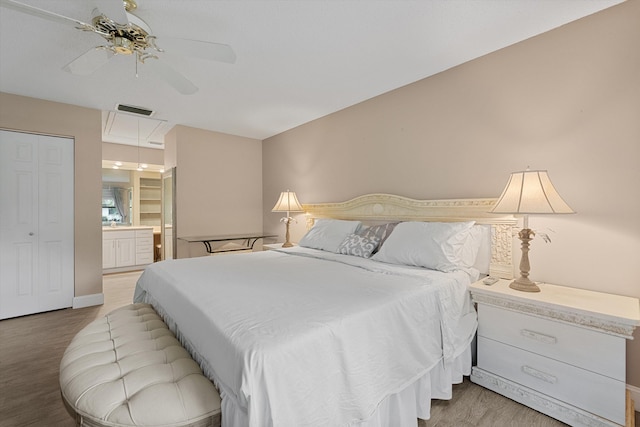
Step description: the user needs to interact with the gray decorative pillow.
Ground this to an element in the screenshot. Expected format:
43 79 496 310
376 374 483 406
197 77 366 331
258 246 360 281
337 234 381 258
357 222 399 254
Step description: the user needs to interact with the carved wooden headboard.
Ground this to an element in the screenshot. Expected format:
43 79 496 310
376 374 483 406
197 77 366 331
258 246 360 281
302 193 517 279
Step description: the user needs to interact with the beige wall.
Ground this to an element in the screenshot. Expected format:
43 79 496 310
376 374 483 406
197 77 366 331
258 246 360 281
0 92 103 298
167 125 263 258
164 126 177 170
102 142 164 166
263 1 640 386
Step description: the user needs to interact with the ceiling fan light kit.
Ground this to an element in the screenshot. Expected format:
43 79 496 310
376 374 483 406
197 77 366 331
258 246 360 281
0 0 236 94
90 7 159 58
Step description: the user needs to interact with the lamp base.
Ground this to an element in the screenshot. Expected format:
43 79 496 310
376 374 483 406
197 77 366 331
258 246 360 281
509 277 540 292
281 218 294 248
510 226 541 292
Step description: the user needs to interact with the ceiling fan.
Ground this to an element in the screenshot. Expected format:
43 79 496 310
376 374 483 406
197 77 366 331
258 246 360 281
0 0 236 94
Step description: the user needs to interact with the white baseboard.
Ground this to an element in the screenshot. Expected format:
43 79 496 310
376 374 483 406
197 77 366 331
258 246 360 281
72 293 104 309
628 384 640 413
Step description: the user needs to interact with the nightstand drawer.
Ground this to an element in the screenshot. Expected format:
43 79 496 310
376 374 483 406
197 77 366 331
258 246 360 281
477 336 625 424
477 304 624 380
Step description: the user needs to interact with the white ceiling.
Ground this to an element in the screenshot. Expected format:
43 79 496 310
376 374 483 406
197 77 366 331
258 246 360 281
0 0 624 147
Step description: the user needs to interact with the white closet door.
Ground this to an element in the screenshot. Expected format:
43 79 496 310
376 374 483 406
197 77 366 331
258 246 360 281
0 130 74 319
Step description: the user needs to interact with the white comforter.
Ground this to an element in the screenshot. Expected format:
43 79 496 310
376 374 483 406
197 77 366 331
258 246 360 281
134 247 476 427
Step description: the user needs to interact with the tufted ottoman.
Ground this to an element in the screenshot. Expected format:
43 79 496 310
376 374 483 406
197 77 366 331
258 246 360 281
59 303 221 427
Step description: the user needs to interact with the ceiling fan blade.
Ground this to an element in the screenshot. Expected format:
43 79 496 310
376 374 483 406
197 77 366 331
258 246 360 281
0 0 92 28
146 59 198 95
91 0 128 25
63 47 114 76
159 38 237 64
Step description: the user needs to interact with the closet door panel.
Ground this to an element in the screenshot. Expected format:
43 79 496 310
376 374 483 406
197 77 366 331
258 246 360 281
37 135 74 312
1 131 39 318
0 130 74 319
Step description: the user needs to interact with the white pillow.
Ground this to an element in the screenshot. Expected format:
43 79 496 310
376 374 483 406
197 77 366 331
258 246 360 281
298 219 362 253
470 224 492 274
458 224 489 270
371 221 475 272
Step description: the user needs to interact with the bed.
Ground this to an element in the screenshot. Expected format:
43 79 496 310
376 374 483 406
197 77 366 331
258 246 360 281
134 194 516 427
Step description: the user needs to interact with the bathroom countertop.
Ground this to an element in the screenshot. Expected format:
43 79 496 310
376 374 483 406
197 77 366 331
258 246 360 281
102 226 155 231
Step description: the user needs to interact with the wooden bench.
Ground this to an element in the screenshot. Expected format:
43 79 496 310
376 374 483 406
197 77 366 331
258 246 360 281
59 303 221 427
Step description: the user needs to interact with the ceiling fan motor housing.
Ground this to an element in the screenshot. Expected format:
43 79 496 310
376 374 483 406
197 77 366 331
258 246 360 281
91 11 154 56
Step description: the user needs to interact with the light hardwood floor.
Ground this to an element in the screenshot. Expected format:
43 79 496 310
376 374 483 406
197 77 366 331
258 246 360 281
0 271 577 427
0 271 139 427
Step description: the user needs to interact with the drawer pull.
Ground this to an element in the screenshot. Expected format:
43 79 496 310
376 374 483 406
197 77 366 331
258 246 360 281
521 329 557 345
522 365 557 384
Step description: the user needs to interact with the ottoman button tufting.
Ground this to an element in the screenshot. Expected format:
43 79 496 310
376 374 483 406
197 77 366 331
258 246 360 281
59 303 221 427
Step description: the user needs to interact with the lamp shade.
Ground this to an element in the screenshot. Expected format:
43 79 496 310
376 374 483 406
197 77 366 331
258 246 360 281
491 170 574 214
272 190 303 213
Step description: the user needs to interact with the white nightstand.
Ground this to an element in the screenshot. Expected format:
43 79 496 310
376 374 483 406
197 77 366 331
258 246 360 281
469 279 639 427
263 243 297 251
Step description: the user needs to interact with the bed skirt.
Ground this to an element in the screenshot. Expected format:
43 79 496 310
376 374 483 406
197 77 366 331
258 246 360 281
354 346 471 426
218 345 471 427
138 290 472 427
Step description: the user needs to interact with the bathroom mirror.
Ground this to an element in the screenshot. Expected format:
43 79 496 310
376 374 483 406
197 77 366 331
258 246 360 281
101 169 132 226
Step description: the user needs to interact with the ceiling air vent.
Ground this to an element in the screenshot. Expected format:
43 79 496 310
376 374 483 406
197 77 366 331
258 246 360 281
116 103 154 117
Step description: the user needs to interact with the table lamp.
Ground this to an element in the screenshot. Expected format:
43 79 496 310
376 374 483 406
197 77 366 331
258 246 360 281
272 190 304 247
491 169 575 292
